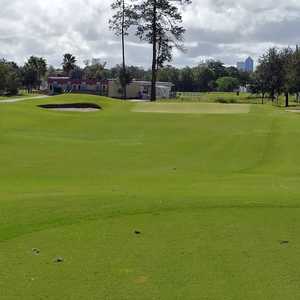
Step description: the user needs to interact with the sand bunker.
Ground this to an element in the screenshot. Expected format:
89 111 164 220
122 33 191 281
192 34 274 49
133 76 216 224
38 103 101 112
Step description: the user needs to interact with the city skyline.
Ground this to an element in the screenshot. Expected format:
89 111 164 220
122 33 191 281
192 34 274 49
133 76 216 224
237 57 254 72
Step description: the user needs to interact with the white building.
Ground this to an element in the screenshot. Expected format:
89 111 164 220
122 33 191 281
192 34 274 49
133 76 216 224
48 77 108 95
108 80 175 100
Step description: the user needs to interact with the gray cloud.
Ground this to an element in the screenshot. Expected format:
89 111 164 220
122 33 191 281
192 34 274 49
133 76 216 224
0 0 300 68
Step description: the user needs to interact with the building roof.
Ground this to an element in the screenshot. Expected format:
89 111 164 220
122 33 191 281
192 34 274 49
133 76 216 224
48 77 70 80
108 79 174 87
48 77 107 85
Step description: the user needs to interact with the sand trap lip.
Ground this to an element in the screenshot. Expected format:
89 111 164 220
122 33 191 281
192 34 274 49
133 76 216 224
132 102 251 114
46 108 100 112
38 103 101 112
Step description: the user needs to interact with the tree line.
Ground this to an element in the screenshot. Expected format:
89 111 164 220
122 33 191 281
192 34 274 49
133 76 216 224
156 61 250 92
250 46 300 107
1 46 300 108
52 56 251 94
0 54 249 97
0 56 48 95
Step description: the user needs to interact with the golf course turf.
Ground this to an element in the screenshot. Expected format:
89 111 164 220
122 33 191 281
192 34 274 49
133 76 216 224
132 102 251 114
1 94 300 299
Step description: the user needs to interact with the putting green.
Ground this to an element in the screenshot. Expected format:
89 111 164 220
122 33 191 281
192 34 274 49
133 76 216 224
132 102 251 114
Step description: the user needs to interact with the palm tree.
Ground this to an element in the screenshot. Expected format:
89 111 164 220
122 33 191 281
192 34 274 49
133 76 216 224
23 56 47 90
62 54 77 76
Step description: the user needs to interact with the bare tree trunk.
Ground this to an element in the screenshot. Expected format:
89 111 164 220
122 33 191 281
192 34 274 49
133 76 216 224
271 89 275 102
262 92 265 104
151 0 157 102
285 92 289 107
122 0 127 100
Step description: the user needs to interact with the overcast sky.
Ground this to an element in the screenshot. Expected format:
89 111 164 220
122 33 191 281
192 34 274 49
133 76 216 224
1 0 300 68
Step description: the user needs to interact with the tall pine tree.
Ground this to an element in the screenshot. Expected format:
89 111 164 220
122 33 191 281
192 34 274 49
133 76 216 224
134 0 191 101
109 0 135 99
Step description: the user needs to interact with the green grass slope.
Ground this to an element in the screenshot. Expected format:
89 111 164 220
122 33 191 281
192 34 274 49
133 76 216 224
1 94 300 299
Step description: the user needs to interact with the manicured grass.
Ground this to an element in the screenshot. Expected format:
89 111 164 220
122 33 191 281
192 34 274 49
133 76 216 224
132 102 251 114
1 94 300 299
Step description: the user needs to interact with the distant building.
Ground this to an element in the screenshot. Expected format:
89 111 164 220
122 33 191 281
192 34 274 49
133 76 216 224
236 57 254 73
237 61 245 71
245 57 254 73
47 77 108 95
47 77 175 99
107 80 175 100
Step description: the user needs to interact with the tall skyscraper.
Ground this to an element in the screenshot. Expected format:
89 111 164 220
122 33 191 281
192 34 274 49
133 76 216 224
245 57 254 72
236 57 254 73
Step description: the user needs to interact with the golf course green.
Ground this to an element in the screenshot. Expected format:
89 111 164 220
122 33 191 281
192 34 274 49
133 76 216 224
1 94 300 299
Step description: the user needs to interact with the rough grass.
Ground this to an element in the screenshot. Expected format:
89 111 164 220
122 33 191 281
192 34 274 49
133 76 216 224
132 102 251 114
176 92 300 106
1 94 300 299
176 92 261 104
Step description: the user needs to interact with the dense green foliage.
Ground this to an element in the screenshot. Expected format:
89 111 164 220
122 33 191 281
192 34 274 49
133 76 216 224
177 92 261 104
157 62 250 92
1 94 300 299
46 57 251 94
251 46 300 106
22 56 47 92
1 45 300 103
216 76 240 92
0 60 21 95
62 53 77 76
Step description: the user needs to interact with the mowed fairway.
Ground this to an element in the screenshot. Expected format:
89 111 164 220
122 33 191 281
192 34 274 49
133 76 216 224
1 94 300 299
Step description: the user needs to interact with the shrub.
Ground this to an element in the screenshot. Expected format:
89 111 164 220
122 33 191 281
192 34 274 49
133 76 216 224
215 97 237 104
216 77 240 92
